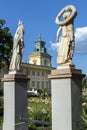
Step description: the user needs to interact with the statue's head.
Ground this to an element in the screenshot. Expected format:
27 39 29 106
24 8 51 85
18 20 23 26
63 12 71 19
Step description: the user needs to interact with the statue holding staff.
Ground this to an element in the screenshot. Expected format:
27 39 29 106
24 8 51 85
9 20 24 71
55 5 77 66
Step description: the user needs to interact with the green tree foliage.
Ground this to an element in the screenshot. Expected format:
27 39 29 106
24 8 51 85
82 77 87 89
82 76 87 130
0 19 13 69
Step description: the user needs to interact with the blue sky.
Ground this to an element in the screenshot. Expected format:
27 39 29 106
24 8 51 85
0 0 87 74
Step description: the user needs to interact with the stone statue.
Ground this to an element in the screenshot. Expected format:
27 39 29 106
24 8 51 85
55 5 77 66
9 20 24 71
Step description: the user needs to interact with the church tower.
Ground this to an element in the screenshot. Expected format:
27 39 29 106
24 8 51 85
29 34 52 67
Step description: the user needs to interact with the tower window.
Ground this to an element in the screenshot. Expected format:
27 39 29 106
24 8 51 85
37 48 39 51
44 60 47 66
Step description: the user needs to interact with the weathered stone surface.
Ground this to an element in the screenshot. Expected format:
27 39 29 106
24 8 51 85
3 74 29 130
49 68 85 130
9 20 24 71
55 5 77 66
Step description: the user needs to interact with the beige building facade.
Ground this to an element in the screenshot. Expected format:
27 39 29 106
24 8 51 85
21 63 53 90
21 35 54 90
0 35 55 90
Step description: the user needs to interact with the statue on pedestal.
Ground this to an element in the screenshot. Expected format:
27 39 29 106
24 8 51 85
9 20 24 71
55 5 77 66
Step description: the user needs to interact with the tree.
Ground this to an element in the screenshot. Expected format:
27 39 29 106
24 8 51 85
82 76 87 130
82 76 87 89
0 20 13 69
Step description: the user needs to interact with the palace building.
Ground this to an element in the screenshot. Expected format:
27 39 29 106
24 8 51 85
29 34 51 67
0 35 55 90
21 34 55 90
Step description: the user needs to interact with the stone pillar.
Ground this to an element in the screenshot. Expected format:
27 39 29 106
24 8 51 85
3 74 29 130
49 68 85 130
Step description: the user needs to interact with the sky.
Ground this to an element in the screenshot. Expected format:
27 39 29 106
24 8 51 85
0 0 87 74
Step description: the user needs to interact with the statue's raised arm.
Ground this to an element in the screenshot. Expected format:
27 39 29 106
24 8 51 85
55 5 77 67
9 20 24 72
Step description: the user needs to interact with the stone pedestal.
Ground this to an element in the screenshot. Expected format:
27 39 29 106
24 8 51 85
3 74 29 130
49 68 85 130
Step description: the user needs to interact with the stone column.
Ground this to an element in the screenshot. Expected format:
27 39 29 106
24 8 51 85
49 68 85 130
3 74 29 130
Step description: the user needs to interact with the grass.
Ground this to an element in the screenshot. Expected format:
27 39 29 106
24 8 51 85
28 96 52 130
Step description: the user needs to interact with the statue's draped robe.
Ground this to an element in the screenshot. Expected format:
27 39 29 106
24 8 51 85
9 24 24 71
58 22 74 64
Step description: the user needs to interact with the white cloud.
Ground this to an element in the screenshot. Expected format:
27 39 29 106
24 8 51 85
49 41 59 52
75 26 87 53
50 26 87 54
49 37 61 52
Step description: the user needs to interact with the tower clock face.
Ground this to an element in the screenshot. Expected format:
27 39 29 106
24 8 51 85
33 59 37 64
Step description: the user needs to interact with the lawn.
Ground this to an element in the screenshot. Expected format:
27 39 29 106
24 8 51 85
28 96 52 130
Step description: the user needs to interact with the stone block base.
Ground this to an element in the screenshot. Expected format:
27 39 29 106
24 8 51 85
49 68 85 130
3 74 29 130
